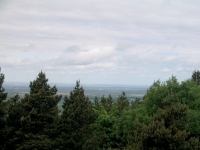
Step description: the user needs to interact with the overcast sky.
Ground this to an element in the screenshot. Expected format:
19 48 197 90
0 0 200 85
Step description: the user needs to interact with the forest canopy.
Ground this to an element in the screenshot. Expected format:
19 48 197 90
0 69 200 150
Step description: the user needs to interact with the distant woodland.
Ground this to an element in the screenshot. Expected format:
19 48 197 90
1 69 200 150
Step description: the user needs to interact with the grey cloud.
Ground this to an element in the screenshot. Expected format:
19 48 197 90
63 45 81 53
115 42 135 51
55 46 117 66
0 0 200 84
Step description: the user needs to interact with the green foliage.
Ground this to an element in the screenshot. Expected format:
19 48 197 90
93 96 100 109
132 94 199 150
3 94 24 150
17 134 53 150
6 94 24 127
116 91 129 115
89 103 121 149
187 109 200 137
18 71 62 149
144 76 180 116
100 95 113 112
2 70 200 149
191 70 200 85
177 80 200 137
0 72 7 103
143 76 200 142
60 81 96 150
130 97 141 109
89 91 130 149
178 79 200 106
0 72 7 120
90 96 150 149
0 70 7 149
117 104 150 149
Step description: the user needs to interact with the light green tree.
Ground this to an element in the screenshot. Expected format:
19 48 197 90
132 94 198 150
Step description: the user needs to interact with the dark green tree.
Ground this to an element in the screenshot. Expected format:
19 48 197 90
100 95 113 112
3 94 24 150
130 97 141 109
191 70 200 85
18 71 62 150
0 69 7 149
59 81 96 150
93 96 100 109
116 91 129 114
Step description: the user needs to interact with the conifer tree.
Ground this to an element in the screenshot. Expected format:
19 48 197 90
60 81 96 150
100 95 113 112
0 70 7 126
116 91 129 114
18 71 62 150
93 96 100 109
191 70 200 85
0 69 7 149
3 94 25 150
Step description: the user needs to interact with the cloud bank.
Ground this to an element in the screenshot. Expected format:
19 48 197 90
0 0 200 85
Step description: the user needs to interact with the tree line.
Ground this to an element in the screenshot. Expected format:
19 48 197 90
0 70 200 149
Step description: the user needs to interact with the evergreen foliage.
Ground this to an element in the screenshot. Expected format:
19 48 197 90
18 71 62 149
100 95 113 112
192 70 200 85
60 81 96 150
116 91 129 114
1 70 200 149
0 70 7 149
3 94 24 150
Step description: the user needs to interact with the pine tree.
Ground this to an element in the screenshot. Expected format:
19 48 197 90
0 69 7 149
0 70 7 126
93 96 100 109
18 71 62 150
60 81 96 150
191 70 200 85
116 92 129 114
3 94 25 150
100 95 113 112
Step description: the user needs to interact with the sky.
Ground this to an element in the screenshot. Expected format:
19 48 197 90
0 0 200 85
